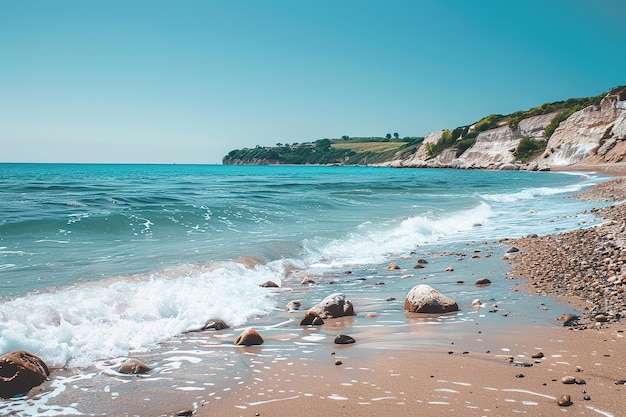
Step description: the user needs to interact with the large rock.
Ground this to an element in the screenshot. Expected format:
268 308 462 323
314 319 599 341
308 293 355 319
404 285 459 314
0 351 50 398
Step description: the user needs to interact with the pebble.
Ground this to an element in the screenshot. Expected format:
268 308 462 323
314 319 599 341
557 394 572 407
510 361 533 367
507 197 626 323
531 352 544 359
561 376 576 384
335 360 342 366
334 335 356 345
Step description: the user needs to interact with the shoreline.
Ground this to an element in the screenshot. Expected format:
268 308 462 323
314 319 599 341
189 170 626 417
4 164 625 416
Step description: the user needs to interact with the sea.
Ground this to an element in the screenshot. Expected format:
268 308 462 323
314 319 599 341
0 163 610 415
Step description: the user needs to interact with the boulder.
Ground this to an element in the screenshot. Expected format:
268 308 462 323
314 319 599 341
0 351 50 398
119 358 150 375
308 293 355 319
234 328 264 346
404 285 459 314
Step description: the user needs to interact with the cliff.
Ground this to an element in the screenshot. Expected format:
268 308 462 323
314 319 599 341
223 86 626 170
383 86 626 171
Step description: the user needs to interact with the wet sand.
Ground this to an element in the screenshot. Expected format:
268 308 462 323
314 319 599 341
188 170 626 417
193 323 626 417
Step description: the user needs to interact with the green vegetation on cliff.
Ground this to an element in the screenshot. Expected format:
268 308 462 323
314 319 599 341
223 136 424 165
222 87 614 166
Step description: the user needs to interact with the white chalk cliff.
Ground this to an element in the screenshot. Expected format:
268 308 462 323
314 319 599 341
387 86 626 170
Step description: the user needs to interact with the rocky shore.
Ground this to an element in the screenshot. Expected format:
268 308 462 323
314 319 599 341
507 177 626 325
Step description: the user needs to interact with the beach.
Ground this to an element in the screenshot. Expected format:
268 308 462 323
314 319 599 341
2 165 625 417
190 170 626 417
184 171 626 417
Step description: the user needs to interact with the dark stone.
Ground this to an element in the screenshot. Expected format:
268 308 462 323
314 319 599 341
474 278 492 286
0 351 50 399
260 280 279 288
334 335 356 345
202 319 229 331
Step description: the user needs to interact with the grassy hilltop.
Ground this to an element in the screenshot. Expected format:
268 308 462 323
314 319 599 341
222 90 610 166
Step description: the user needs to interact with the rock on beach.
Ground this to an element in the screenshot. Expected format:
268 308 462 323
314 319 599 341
404 284 459 314
0 351 50 399
308 293 355 319
507 187 626 322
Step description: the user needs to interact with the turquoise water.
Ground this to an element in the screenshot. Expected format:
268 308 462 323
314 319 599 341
0 164 605 368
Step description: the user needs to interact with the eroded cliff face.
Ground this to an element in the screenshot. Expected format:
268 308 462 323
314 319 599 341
457 112 558 169
389 87 626 170
544 88 626 166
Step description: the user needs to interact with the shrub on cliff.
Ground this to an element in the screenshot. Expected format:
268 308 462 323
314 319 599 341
515 136 546 162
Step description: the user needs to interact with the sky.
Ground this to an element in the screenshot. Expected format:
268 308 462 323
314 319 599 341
1 0 625 164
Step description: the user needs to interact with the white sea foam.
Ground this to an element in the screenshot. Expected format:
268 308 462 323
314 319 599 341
481 183 585 203
307 202 493 268
0 261 283 367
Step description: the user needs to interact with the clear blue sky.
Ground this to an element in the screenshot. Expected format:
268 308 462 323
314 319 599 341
1 0 625 164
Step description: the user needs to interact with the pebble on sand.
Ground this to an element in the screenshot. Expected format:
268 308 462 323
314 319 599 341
234 328 264 346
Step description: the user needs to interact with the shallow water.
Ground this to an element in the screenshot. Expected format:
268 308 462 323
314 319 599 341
0 164 611 415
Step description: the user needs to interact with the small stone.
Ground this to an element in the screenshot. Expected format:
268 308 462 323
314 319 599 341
506 246 520 254
413 264 425 269
335 359 342 366
201 319 229 331
119 358 150 375
388 262 400 270
561 376 576 384
515 373 524 378
285 300 302 312
531 352 544 359
234 328 264 346
417 259 428 264
260 280 279 288
300 311 320 326
557 394 572 406
474 278 492 286
456 280 464 284
509 361 533 367
583 395 591 401
444 267 454 272
334 335 356 345
365 313 378 318
175 410 193 417
386 297 396 301
595 314 608 322
575 379 586 385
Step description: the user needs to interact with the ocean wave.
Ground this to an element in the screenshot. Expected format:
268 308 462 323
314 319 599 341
480 183 586 203
305 202 493 268
0 261 284 367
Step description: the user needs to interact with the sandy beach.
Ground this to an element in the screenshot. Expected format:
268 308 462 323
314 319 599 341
177 168 626 417
4 166 625 417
